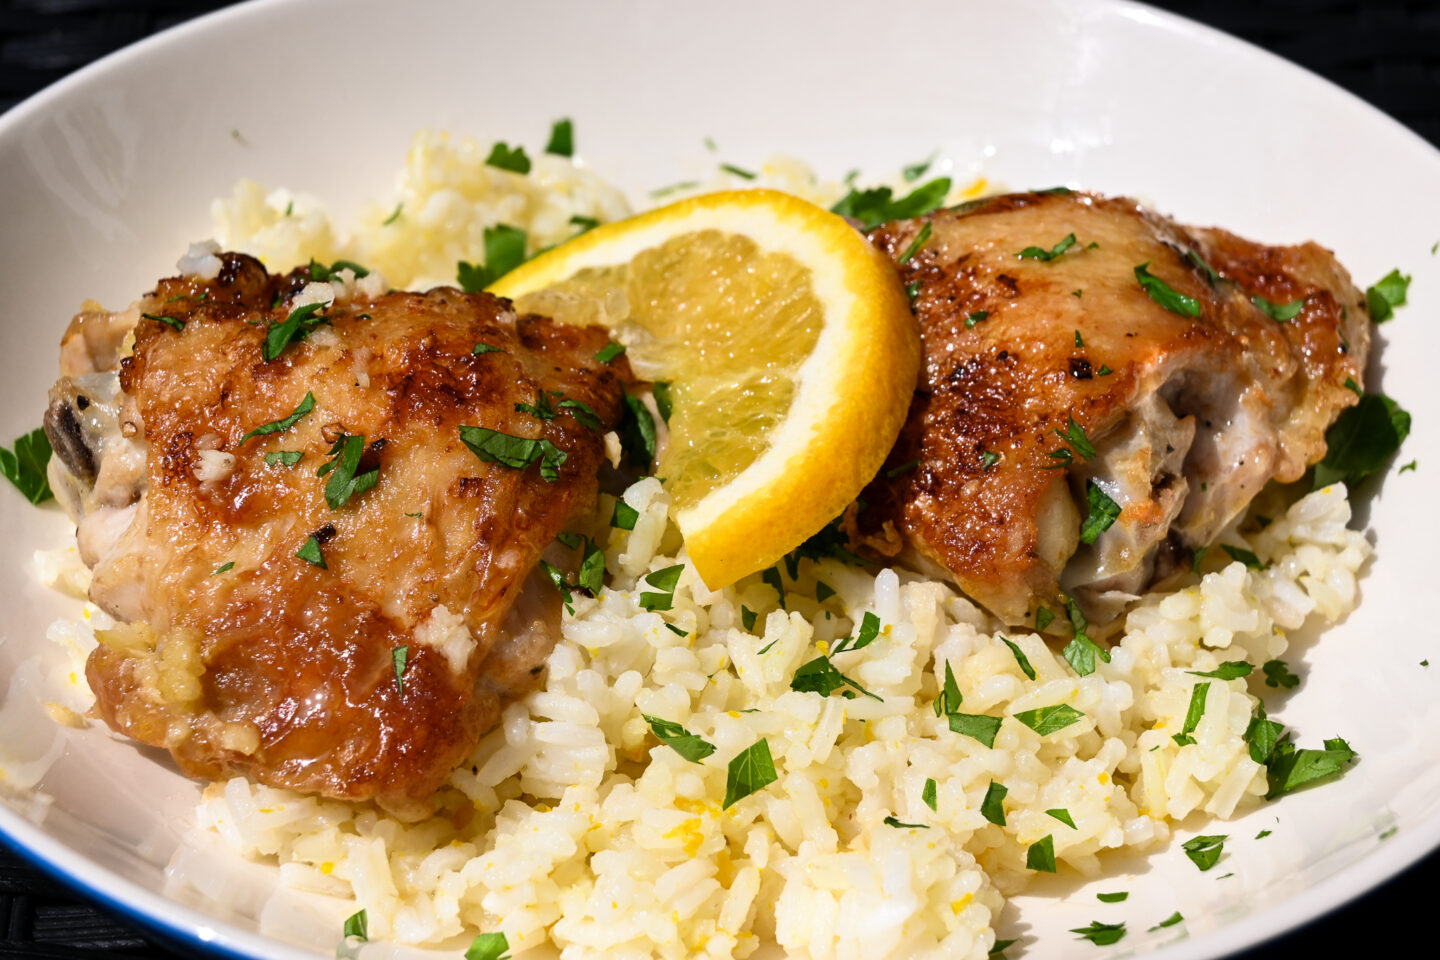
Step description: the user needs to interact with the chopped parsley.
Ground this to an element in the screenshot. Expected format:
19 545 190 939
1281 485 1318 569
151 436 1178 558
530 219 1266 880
1187 249 1221 286
791 656 881 701
1016 233 1077 262
263 302 329 360
649 180 700 198
1221 544 1267 570
923 778 938 811
212 562 235 575
989 939 1017 960
1172 682 1210 747
1313 391 1411 489
381 203 403 226
465 932 511 960
980 781 1007 825
515 391 603 432
540 559 576 613
343 909 368 940
1265 736 1356 799
830 177 951 230
831 611 881 655
1096 891 1128 903
611 500 639 530
485 142 531 174
1187 661 1252 680
722 739 778 809
741 605 758 631
458 224 528 291
979 450 1001 471
1046 808 1077 828
1078 480 1121 544
1070 921 1126 946
1035 607 1055 631
1096 364 1113 376
296 535 326 568
652 382 674 423
0 427 53 504
1365 268 1411 322
576 538 605 594
141 312 185 331
1181 834 1227 871
885 458 922 479
264 450 304 467
1134 262 1201 318
815 581 836 603
317 434 380 509
1014 703 1085 736
545 118 574 157
1000 636 1037 680
240 392 316 445
1191 545 1209 574
1074 329 1085 348
619 391 656 468
1026 835 1056 873
763 567 786 607
1262 659 1299 689
392 645 409 696
1061 597 1109 677
473 343 506 355
1051 414 1097 464
965 310 988 328
897 222 932 265
595 340 626 363
458 425 567 482
1149 912 1183 931
1343 376 1363 396
307 258 370 281
949 712 1003 748
643 714 716 762
719 162 756 179
1252 294 1305 322
1244 703 1285 765
936 661 963 717
902 152 936 182
884 816 929 829
906 281 921 302
570 214 600 234
638 563 684 611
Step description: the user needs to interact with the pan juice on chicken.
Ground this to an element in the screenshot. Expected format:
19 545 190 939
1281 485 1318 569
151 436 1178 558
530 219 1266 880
21 128 1408 960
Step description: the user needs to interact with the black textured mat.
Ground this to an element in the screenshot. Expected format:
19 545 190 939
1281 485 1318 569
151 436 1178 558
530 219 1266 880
1 1 1435 958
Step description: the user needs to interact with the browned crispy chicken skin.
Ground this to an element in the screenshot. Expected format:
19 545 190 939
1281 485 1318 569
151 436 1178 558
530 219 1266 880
866 191 1369 626
44 254 628 817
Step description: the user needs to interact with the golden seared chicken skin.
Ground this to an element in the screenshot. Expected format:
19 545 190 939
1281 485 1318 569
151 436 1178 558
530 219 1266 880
866 191 1369 626
44 253 629 817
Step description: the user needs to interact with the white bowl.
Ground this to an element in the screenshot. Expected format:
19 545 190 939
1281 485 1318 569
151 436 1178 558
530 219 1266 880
1 1 1437 957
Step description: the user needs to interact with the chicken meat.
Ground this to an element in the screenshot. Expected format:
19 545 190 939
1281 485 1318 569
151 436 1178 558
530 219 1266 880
44 253 629 817
866 190 1369 626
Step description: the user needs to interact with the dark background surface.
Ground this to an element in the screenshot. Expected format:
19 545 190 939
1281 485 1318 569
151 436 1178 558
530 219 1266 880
1 0 1435 957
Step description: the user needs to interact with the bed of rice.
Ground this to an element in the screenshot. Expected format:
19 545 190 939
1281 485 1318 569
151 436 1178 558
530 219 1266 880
39 480 1367 959
33 132 1371 958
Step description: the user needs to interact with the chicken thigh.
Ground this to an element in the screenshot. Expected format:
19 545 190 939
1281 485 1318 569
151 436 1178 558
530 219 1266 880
866 191 1368 625
44 253 629 816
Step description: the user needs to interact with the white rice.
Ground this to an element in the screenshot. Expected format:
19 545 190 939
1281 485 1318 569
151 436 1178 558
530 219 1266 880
207 129 993 293
164 481 1363 958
